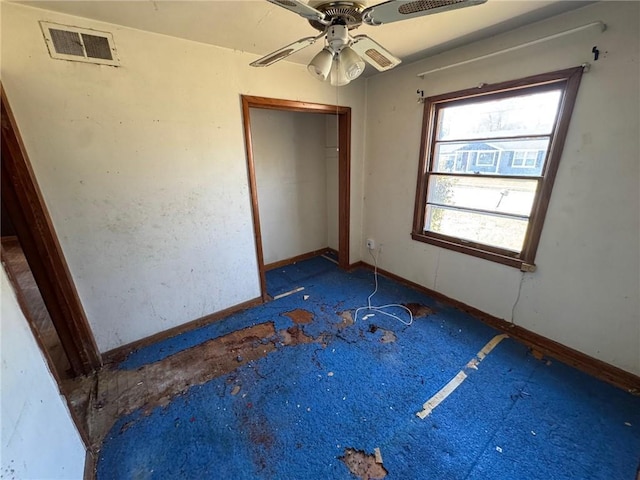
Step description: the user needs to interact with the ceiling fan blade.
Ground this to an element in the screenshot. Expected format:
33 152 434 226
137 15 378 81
250 36 320 67
362 0 487 26
350 35 401 72
267 0 327 23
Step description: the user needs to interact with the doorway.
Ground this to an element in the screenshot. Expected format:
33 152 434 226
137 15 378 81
1 216 72 379
1 85 101 379
241 96 351 302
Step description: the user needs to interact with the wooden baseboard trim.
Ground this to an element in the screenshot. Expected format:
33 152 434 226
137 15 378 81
83 449 96 480
103 296 263 365
357 261 640 394
348 260 365 272
265 248 331 272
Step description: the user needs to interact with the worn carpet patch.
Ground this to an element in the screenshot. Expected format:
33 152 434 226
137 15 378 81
95 257 640 479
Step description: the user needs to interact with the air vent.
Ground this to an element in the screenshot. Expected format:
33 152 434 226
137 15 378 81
40 22 120 66
365 49 393 68
398 0 465 15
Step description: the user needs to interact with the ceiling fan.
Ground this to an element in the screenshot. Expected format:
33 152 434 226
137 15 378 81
250 0 487 86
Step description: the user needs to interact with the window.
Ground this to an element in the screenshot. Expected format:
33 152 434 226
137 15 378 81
412 67 583 270
512 150 540 169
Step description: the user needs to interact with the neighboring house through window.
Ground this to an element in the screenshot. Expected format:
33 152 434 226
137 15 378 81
512 150 541 169
412 67 584 269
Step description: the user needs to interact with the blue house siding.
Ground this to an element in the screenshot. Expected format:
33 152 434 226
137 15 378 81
445 142 545 176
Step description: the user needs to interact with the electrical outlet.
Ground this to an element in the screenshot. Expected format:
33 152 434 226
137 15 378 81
366 238 376 250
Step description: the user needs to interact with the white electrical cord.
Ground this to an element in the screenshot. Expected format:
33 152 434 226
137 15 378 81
354 248 414 327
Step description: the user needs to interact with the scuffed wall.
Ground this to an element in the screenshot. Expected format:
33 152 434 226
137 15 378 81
363 1 640 375
1 3 366 352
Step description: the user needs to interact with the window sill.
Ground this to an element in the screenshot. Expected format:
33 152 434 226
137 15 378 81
411 232 536 272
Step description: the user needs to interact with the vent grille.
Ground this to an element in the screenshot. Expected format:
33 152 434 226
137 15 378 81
398 0 464 14
365 48 392 68
40 22 119 66
49 29 84 56
81 34 113 60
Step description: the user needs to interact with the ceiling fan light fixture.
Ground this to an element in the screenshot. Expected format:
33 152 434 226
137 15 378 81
330 56 350 86
254 0 487 77
339 45 365 80
307 47 333 81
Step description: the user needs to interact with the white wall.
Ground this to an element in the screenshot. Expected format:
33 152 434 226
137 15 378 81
1 3 366 352
1 270 86 479
252 109 329 264
363 1 640 375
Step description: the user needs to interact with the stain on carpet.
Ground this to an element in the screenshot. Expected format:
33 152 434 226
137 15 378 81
367 324 396 343
337 311 354 329
283 308 314 324
279 325 314 345
71 322 280 449
244 410 275 473
340 448 388 480
380 330 397 344
404 303 433 318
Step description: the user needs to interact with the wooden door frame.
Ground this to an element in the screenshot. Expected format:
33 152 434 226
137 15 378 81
1 85 101 375
241 95 351 302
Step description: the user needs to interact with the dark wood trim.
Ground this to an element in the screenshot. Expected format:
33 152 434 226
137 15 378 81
426 68 581 104
347 260 365 271
412 95 434 235
103 296 263 365
357 261 640 393
265 247 331 271
326 247 339 258
1 244 60 380
83 449 96 480
240 95 351 299
411 232 531 271
337 108 351 270
1 85 101 375
241 95 350 115
240 97 269 302
412 66 584 270
0 245 92 448
520 67 583 262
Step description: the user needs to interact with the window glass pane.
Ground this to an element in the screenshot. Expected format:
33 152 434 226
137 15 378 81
426 206 528 252
433 138 549 176
428 176 537 217
437 90 562 141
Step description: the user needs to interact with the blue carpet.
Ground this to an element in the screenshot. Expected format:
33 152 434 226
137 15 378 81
265 255 337 297
100 257 640 479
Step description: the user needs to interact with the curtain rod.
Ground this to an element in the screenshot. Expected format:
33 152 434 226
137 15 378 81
417 21 606 78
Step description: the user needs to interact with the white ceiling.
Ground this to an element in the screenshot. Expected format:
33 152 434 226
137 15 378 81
15 1 593 75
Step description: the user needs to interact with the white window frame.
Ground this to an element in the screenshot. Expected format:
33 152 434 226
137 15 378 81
512 150 539 168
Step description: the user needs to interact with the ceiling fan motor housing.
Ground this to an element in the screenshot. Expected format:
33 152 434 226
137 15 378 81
327 24 350 52
308 1 367 31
